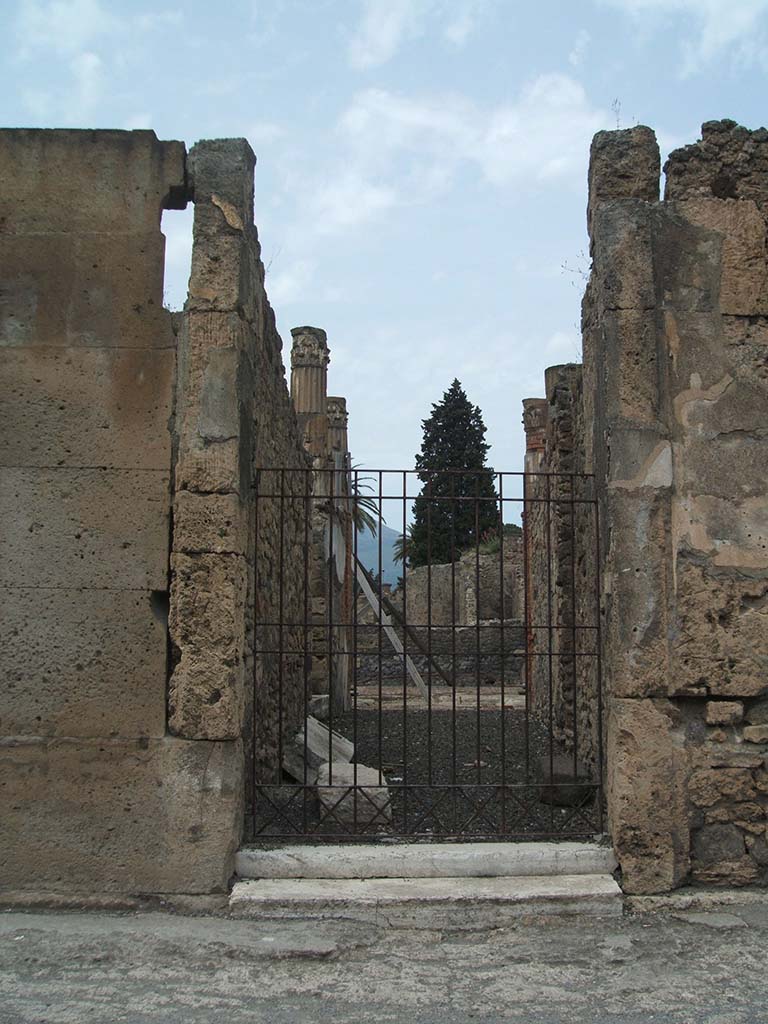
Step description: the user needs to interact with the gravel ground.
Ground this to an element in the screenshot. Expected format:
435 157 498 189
251 706 601 839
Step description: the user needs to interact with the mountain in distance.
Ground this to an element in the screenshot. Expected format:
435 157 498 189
356 523 402 586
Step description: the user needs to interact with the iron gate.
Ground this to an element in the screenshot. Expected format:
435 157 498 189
246 468 603 841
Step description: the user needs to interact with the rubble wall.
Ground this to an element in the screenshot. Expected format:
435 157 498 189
588 122 768 893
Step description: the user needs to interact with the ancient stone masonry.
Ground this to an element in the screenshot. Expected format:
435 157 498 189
1 130 311 895
169 141 311 804
523 365 600 775
355 540 526 686
288 328 355 716
528 120 768 893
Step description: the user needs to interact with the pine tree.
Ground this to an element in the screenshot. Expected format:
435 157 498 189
408 380 499 567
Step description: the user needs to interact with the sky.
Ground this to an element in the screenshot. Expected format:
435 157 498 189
2 0 768 478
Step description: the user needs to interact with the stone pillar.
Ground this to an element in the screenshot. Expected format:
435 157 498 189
327 396 349 455
522 398 548 474
169 138 257 747
291 326 330 458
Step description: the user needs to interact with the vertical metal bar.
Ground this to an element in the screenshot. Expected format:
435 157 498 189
277 468 285 782
377 470 384 788
401 469 408 834
450 471 457 831
498 473 506 834
522 470 531 781
251 469 261 837
545 473 555 833
302 467 311 834
474 472 481 786
593 484 605 832
327 467 334 786
426 474 433 787
569 473 579 780
352 467 359 835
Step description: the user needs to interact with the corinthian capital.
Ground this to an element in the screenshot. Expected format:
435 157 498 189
290 326 330 368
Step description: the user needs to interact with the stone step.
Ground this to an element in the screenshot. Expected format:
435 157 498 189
235 841 617 880
229 874 622 928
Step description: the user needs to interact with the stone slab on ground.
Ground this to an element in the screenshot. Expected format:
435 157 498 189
235 841 618 880
298 716 354 769
316 762 391 829
229 874 622 928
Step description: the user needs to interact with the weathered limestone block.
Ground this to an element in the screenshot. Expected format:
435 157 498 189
587 126 660 241
0 129 186 235
743 726 768 743
652 204 722 313
0 468 170 591
671 560 768 698
606 698 690 894
690 821 759 884
0 347 174 469
0 736 241 894
591 201 655 311
689 768 758 807
316 763 392 829
705 802 766 824
173 492 248 555
674 198 768 316
0 233 173 348
168 552 247 740
745 699 768 725
1 587 167 739
186 139 257 315
598 309 659 426
705 701 744 726
722 316 768 384
603 489 672 698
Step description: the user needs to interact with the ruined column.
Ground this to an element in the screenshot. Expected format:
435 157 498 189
291 326 330 458
327 396 349 455
522 398 548 474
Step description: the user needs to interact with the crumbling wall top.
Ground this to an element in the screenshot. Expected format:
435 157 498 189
587 125 660 239
664 119 768 213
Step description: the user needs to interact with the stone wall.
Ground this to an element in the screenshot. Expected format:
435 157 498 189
1 130 310 895
397 540 524 627
170 139 311 802
523 365 601 774
585 121 768 893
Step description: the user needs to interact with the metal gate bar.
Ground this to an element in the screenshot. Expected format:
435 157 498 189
246 468 603 841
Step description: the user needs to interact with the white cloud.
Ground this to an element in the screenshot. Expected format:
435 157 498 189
267 258 317 305
568 28 591 67
124 112 153 130
479 74 606 185
15 0 120 57
348 0 419 69
601 0 768 73
69 51 103 118
247 121 286 147
347 0 491 69
332 74 606 207
282 74 605 244
544 330 582 361
308 172 398 233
